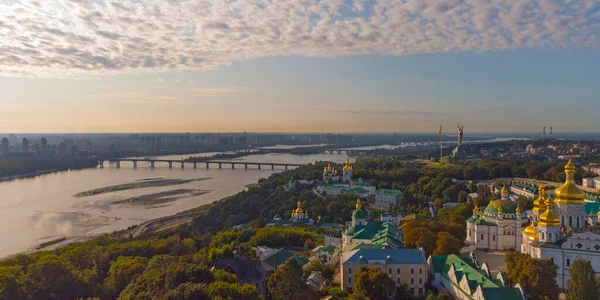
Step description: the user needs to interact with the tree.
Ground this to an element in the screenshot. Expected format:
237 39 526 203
303 261 335 282
165 282 210 300
25 254 87 300
207 281 261 300
268 260 318 300
103 256 149 297
352 266 395 299
404 227 437 256
505 252 559 300
567 259 598 300
433 232 462 255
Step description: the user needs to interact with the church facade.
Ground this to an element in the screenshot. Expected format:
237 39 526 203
466 187 528 251
521 160 600 289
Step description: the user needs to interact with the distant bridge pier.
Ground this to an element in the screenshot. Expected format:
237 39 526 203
271 164 274 170
99 161 104 168
285 165 288 170
150 161 155 168
180 162 184 169
218 163 222 169
133 161 137 168
168 162 172 169
258 164 261 170
244 163 248 170
116 161 121 169
231 163 235 169
205 162 209 169
193 162 197 169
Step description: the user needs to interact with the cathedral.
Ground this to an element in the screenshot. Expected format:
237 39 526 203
466 186 529 250
322 157 353 183
521 160 600 289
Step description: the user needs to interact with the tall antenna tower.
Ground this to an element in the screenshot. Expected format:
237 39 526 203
550 126 553 139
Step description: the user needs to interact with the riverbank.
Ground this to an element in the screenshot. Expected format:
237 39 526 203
73 177 211 197
110 188 211 206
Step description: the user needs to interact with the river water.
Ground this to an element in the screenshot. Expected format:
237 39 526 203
0 152 350 258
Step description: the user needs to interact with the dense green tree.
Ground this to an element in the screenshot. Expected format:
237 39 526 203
505 252 559 300
352 266 395 299
25 254 88 300
268 259 318 300
567 259 598 300
103 256 149 298
303 260 335 282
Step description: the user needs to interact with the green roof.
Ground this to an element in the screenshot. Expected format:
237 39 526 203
484 200 518 215
430 255 523 300
295 256 310 266
377 189 402 196
585 202 600 215
261 249 293 268
346 222 403 249
343 243 386 252
352 209 367 219
466 216 498 226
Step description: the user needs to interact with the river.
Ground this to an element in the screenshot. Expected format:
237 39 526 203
0 152 351 258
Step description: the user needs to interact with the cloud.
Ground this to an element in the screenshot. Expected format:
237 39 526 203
1 0 599 77
188 86 252 97
92 92 178 102
277 105 447 116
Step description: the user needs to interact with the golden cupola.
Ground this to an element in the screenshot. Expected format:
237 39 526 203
342 156 353 171
292 201 304 217
533 186 547 213
539 197 561 227
555 159 585 205
523 222 539 240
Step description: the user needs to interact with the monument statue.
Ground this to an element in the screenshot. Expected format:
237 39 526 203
452 125 467 158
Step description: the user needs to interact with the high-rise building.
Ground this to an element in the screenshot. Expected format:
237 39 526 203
1 137 9 158
22 138 30 153
41 137 48 150
8 134 17 145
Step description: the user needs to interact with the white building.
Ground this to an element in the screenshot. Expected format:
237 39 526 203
342 156 353 182
582 177 600 190
380 213 403 226
521 160 600 289
465 187 528 250
375 189 402 207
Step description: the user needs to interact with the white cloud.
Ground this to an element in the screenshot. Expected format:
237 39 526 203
188 86 251 97
277 104 447 116
1 0 598 77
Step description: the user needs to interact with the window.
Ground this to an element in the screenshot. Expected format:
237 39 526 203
577 217 580 228
411 268 414 275
419 278 422 284
418 288 423 296
469 230 471 237
348 268 352 274
411 278 414 284
551 258 554 263
397 268 400 275
396 278 400 284
549 233 552 240
388 268 392 274
567 259 570 266
349 277 351 283
570 216 573 227
541 232 545 240
410 288 415 295
493 235 495 242
419 268 422 275
481 234 484 241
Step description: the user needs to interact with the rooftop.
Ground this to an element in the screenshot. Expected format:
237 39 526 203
377 188 402 196
342 248 427 265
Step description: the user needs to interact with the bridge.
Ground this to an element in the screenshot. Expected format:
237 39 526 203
97 158 303 170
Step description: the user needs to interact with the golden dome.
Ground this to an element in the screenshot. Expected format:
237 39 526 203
501 185 508 195
533 186 547 213
523 222 539 241
555 159 585 205
355 198 362 210
539 197 560 227
516 206 521 214
472 206 478 216
343 156 353 171
295 201 303 214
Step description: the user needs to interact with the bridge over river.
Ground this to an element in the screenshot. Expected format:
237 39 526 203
98 158 303 170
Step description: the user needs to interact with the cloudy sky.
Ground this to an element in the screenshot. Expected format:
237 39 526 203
1 0 599 133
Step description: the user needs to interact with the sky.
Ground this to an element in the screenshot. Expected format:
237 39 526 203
1 0 599 133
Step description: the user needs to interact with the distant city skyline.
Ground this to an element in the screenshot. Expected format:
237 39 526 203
1 1 599 133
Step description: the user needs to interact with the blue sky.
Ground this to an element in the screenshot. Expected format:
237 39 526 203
1 0 599 133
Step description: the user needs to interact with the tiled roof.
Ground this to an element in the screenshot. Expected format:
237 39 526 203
214 258 265 281
342 248 426 265
261 249 293 268
377 189 402 196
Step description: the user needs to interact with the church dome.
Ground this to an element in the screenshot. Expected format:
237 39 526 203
522 222 539 241
533 186 547 213
555 160 585 204
352 199 367 219
484 199 518 215
539 198 560 227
